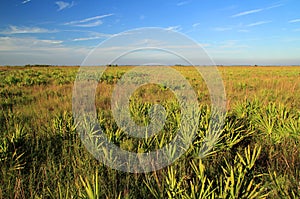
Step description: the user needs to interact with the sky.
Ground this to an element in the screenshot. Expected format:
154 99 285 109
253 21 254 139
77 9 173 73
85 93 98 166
1 0 300 65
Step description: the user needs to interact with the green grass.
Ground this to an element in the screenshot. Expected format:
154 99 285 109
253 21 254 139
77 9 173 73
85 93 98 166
0 65 299 198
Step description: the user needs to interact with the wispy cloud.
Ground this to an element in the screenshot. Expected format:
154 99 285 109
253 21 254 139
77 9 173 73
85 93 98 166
22 0 31 4
231 8 263 18
231 2 284 18
65 15 111 25
192 23 200 28
289 19 300 23
0 37 63 51
55 1 74 11
238 29 250 33
0 26 54 34
215 40 249 50
73 36 102 41
176 1 189 6
0 36 89 65
246 20 272 27
183 23 200 34
74 21 103 28
73 33 112 41
266 3 284 10
213 21 267 32
64 14 113 27
165 25 181 32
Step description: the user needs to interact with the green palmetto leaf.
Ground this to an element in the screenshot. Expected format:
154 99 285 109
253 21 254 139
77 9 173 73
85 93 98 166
79 170 101 199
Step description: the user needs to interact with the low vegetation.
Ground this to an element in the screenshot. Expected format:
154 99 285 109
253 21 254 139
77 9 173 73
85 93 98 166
0 65 299 198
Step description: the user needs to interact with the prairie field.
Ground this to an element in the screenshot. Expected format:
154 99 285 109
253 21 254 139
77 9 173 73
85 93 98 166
0 65 299 198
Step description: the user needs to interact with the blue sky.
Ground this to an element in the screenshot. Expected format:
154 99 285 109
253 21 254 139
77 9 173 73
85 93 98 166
1 0 300 65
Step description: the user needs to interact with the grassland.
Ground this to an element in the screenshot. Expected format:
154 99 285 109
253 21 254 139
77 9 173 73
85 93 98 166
0 65 299 198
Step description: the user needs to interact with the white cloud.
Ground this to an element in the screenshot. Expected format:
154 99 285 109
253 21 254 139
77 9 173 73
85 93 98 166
0 37 63 51
73 33 112 41
0 36 89 65
176 1 189 6
73 21 103 27
231 8 263 17
64 14 113 27
73 37 102 41
231 3 283 18
266 3 284 10
212 20 270 33
238 29 250 32
55 1 74 11
0 26 54 34
65 14 114 25
183 23 200 33
79 44 216 66
246 20 272 27
165 25 182 32
192 23 200 28
22 0 31 4
218 40 249 49
289 19 300 23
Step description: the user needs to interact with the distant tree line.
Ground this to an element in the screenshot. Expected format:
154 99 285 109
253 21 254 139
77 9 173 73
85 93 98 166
106 64 118 67
25 64 52 67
